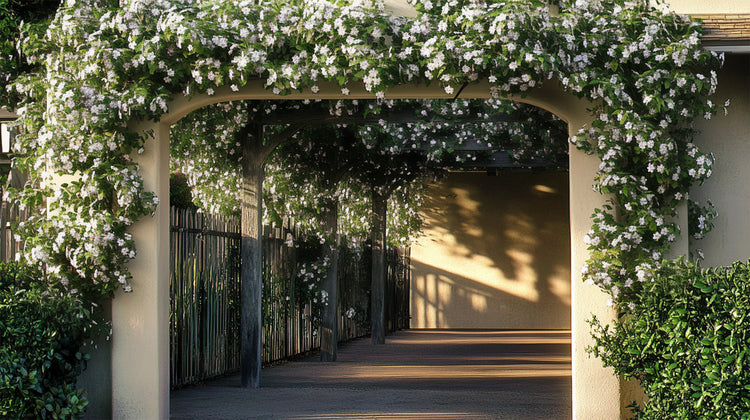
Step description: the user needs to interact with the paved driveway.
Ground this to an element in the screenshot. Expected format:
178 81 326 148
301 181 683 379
170 330 572 419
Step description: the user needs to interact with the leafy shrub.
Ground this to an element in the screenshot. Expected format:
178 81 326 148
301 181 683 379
170 172 196 209
589 259 750 419
0 0 61 107
0 262 93 419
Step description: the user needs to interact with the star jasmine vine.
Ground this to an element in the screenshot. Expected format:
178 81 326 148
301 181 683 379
5 0 721 313
170 97 567 246
169 99 433 245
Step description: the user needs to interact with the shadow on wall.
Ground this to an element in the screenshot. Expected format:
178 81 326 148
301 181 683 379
411 171 571 329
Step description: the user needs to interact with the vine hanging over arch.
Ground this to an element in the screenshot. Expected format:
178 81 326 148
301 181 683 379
5 0 721 309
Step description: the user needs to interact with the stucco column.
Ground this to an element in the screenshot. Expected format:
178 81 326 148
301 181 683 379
506 81 626 418
569 144 689 420
112 120 170 419
518 81 690 418
568 120 623 420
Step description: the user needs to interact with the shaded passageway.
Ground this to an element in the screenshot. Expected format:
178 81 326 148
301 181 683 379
170 330 571 419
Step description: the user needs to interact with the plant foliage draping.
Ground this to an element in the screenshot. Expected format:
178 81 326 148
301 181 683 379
170 96 567 246
10 0 719 300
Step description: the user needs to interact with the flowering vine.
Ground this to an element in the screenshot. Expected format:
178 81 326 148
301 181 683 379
293 256 330 325
171 96 566 246
4 0 721 313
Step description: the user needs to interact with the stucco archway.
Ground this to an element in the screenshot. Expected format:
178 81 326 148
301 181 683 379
111 79 689 419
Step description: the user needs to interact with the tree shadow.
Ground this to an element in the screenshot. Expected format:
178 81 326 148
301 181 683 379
412 171 570 328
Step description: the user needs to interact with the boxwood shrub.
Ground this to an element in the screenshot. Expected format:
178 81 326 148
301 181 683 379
589 259 750 419
0 262 93 419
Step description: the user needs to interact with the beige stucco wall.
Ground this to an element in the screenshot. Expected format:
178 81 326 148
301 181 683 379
77 304 112 419
410 171 571 329
665 0 750 14
0 108 15 119
690 54 750 266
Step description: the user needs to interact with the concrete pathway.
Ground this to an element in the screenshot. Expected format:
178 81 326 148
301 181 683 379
170 330 572 420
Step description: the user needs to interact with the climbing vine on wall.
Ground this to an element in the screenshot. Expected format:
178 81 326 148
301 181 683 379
5 0 721 312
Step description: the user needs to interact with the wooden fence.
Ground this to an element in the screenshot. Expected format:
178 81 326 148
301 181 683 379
0 197 25 262
170 206 411 388
170 207 242 387
260 222 320 364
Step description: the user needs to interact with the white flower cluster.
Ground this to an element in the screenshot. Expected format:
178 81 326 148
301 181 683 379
296 257 330 307
7 0 721 309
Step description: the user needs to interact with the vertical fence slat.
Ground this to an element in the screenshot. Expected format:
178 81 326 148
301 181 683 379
169 206 410 389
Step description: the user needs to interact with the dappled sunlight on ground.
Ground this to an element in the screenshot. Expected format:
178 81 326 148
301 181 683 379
286 414 487 419
170 330 572 420
317 363 570 380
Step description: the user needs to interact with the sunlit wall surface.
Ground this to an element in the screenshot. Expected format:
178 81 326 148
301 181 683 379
663 0 750 13
411 171 571 329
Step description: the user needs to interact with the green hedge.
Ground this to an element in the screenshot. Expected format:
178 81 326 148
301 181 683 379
0 263 92 419
589 259 750 419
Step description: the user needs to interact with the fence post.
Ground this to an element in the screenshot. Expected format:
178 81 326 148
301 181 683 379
371 191 387 344
240 127 264 388
169 202 411 385
320 202 340 362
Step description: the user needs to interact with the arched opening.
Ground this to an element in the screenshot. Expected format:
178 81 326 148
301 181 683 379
108 79 636 419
